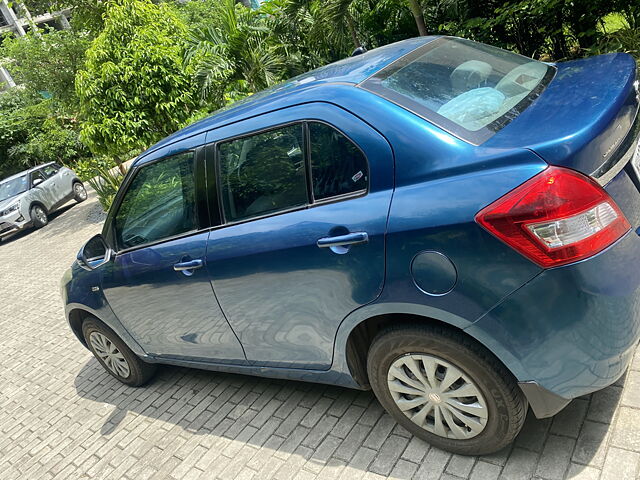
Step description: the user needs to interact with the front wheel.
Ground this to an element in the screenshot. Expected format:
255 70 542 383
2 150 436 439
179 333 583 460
30 205 48 229
82 318 156 387
367 324 527 455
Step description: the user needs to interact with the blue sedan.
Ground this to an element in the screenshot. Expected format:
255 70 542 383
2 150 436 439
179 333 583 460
62 36 640 455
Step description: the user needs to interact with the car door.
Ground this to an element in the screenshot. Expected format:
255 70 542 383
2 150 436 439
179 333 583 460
29 168 57 210
204 103 394 369
41 164 69 205
100 136 246 363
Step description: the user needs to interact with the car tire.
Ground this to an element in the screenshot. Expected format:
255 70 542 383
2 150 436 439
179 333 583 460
30 205 48 229
73 181 88 203
82 318 157 387
367 324 527 455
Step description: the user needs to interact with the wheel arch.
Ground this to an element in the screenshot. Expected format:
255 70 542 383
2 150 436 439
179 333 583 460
28 200 48 215
341 308 524 392
65 304 149 359
68 307 89 347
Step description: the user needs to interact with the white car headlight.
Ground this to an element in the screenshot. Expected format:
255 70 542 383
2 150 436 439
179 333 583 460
1 202 20 217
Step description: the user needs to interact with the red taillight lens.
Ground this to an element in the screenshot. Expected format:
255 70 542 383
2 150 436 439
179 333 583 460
475 166 631 268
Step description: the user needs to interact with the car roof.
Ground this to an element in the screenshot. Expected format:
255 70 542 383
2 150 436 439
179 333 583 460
0 162 57 183
136 36 439 163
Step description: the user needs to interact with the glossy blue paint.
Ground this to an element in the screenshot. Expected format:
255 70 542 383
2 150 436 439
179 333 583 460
204 103 393 369
488 53 638 175
411 251 458 296
62 36 640 415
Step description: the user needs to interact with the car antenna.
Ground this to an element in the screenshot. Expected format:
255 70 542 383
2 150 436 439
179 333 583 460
351 46 367 56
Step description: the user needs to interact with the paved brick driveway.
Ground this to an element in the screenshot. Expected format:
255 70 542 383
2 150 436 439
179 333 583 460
1 191 640 480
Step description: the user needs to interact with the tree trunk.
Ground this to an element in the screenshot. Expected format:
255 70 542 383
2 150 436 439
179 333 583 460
346 13 361 48
406 0 428 36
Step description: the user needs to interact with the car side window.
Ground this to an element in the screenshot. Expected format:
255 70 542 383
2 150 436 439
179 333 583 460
31 169 46 187
309 122 368 201
218 124 307 222
114 152 197 250
42 164 60 178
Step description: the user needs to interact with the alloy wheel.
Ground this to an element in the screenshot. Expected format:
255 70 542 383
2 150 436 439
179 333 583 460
387 353 488 439
89 331 131 378
74 183 87 200
33 206 47 223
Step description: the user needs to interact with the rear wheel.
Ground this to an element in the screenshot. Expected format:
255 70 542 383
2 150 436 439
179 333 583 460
367 324 527 455
82 318 156 387
73 181 87 203
30 205 48 229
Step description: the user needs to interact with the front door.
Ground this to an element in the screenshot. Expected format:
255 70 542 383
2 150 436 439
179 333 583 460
101 142 246 363
205 104 394 369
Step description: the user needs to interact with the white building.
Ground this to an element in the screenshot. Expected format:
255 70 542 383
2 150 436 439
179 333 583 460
0 0 71 90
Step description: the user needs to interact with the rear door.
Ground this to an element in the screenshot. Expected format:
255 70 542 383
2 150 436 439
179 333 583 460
29 168 57 210
41 164 68 206
204 103 394 369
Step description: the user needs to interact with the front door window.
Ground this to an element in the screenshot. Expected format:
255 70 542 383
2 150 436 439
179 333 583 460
114 152 197 250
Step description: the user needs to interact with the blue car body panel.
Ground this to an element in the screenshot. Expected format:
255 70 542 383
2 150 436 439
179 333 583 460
62 36 640 415
203 103 393 369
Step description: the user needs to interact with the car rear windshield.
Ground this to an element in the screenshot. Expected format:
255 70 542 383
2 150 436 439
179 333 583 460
360 37 555 144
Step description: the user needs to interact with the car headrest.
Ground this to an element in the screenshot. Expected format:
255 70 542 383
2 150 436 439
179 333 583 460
450 60 493 94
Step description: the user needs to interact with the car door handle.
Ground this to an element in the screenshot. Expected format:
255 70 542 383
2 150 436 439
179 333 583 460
317 232 369 248
173 259 203 272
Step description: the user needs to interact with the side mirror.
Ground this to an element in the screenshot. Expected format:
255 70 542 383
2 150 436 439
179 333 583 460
32 178 43 187
77 234 112 271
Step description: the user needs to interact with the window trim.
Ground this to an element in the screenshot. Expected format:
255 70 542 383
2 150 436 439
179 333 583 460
210 119 370 228
108 149 205 254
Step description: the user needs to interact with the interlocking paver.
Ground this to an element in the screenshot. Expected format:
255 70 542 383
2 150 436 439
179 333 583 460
2 190 640 480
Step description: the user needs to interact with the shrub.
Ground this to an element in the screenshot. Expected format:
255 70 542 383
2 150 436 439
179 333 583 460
87 165 124 211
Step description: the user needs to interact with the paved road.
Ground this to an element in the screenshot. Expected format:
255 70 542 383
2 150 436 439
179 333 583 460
1 190 639 480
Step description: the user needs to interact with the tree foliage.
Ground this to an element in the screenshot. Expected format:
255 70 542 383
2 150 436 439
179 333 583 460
1 28 90 112
0 90 88 178
75 0 198 161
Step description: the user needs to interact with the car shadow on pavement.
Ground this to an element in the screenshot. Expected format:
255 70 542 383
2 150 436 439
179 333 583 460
73 357 624 479
0 201 88 247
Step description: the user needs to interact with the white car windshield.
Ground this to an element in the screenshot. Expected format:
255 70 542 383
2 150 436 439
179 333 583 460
0 175 28 202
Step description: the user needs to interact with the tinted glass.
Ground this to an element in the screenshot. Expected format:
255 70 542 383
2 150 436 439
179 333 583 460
42 164 59 178
31 170 46 186
218 124 307 222
363 38 552 141
115 152 196 249
309 122 368 200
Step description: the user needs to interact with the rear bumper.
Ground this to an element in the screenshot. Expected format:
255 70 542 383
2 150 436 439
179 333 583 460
466 226 640 416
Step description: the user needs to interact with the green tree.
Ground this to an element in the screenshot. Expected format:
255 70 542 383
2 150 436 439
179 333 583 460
0 90 88 177
1 28 90 112
76 0 197 170
184 0 286 107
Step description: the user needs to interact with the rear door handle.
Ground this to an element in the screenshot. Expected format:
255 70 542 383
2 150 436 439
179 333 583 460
173 259 203 272
317 232 369 248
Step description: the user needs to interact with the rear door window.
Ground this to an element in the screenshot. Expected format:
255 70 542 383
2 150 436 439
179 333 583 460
218 124 307 222
42 164 60 178
309 122 368 201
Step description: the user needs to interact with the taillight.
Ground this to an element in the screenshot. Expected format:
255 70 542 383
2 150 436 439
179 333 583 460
475 166 631 268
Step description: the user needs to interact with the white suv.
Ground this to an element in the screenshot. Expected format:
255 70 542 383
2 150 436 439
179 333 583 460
0 163 86 240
